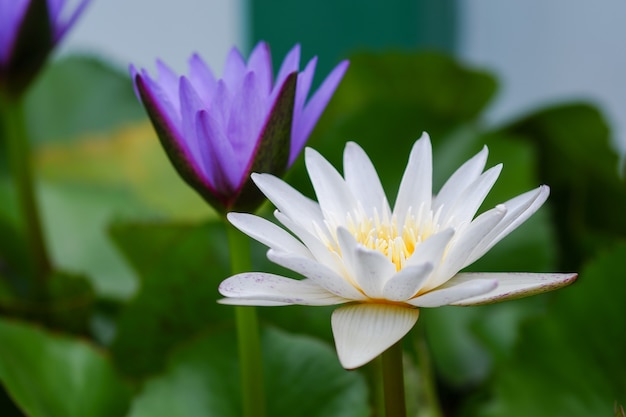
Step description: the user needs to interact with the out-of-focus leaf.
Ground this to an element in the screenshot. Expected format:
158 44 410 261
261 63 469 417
499 103 625 270
470 242 626 417
127 326 369 417
35 123 211 299
25 55 145 144
0 318 132 417
109 221 232 377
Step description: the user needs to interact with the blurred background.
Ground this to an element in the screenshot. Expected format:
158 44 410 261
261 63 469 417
58 0 626 155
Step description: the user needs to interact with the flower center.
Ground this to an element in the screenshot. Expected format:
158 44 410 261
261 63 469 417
322 204 442 272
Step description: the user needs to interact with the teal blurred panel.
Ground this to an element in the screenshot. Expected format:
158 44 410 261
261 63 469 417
249 0 457 74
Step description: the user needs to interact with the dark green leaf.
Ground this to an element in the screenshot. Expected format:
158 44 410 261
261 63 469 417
471 242 626 417
498 103 625 270
109 220 232 377
0 318 132 417
127 326 369 417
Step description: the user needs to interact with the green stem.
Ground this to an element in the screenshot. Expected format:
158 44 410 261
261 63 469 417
382 341 407 417
366 355 386 417
415 326 443 417
0 92 51 296
226 223 266 417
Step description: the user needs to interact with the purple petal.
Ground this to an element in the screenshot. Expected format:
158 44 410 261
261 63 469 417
187 53 217 107
290 59 349 164
52 0 90 42
195 109 239 193
178 76 205 162
155 59 181 115
0 0 30 65
227 71 266 162
274 43 300 95
246 41 273 96
222 46 246 91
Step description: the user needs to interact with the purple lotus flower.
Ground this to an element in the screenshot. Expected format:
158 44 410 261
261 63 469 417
0 0 90 97
132 42 349 213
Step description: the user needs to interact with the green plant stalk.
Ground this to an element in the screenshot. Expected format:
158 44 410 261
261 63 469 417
415 326 443 417
382 341 407 417
0 92 51 294
226 223 266 417
366 356 386 417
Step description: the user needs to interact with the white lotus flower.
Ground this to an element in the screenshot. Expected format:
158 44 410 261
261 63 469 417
218 132 577 369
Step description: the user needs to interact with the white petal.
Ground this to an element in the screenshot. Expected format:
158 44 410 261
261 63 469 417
343 142 391 218
450 272 578 306
218 273 348 306
426 206 506 289
336 228 395 299
274 210 340 271
382 263 433 301
440 164 502 227
305 147 357 225
393 133 432 222
267 250 367 301
408 278 497 307
405 228 455 268
331 304 419 369
434 145 488 216
251 173 324 233
466 185 550 264
227 212 311 258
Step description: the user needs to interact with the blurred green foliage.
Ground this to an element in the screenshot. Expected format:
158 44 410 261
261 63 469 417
0 51 624 416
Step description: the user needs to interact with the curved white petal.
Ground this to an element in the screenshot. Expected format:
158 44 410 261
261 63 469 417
466 185 550 264
336 227 395 299
450 272 578 306
218 273 348 306
405 228 454 268
434 145 488 216
343 142 391 218
267 250 367 301
251 173 324 233
382 263 433 301
393 132 432 223
227 212 311 258
440 164 502 227
305 147 357 225
408 278 497 307
426 206 506 289
331 304 419 369
274 211 341 272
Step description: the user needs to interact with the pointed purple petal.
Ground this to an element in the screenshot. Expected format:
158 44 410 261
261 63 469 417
290 60 348 164
53 0 91 42
222 46 246 91
195 109 239 194
247 41 273 96
187 53 217 107
0 0 30 65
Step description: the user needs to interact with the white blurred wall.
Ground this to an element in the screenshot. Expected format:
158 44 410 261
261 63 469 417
58 0 246 74
459 0 626 155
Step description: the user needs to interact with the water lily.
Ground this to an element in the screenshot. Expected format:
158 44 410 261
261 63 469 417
219 132 577 369
132 42 348 213
0 0 90 96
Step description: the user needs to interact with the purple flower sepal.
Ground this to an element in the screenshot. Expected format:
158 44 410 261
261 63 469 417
0 0 90 98
132 42 348 214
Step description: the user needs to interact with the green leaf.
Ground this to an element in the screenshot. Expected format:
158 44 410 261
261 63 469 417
499 103 625 270
471 242 626 417
0 318 132 417
127 326 369 417
109 220 232 377
25 55 145 145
